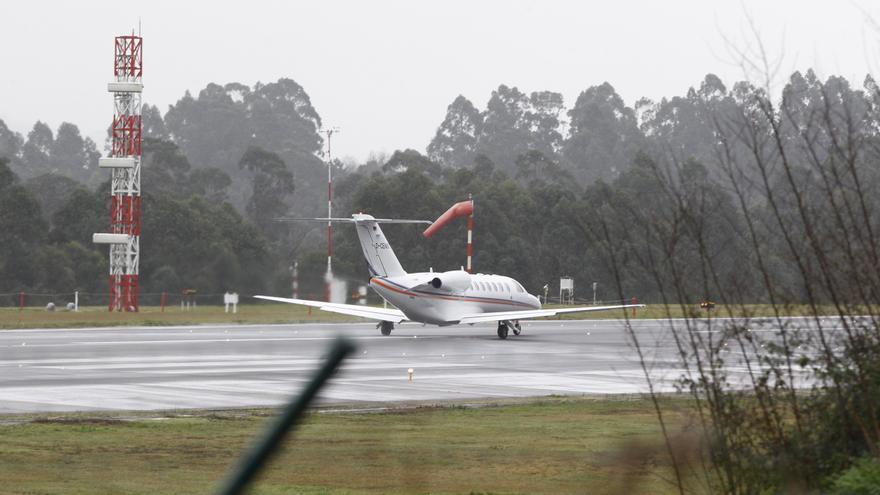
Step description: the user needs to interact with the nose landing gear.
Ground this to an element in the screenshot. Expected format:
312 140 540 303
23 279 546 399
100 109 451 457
378 321 394 336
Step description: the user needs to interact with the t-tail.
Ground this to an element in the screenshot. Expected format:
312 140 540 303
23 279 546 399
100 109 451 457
279 214 431 278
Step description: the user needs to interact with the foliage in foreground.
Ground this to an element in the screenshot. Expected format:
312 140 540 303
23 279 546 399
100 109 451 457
593 64 880 493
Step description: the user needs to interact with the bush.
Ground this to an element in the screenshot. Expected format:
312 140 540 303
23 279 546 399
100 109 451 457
831 457 880 495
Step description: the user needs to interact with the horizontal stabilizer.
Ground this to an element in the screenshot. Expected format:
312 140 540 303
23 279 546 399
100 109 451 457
275 217 432 225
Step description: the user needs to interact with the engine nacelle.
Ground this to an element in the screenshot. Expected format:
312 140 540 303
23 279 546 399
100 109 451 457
428 270 472 292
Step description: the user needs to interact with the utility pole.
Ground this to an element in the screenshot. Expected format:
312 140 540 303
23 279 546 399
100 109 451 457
322 127 339 302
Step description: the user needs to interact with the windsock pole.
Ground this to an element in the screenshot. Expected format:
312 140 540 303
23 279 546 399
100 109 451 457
423 195 475 273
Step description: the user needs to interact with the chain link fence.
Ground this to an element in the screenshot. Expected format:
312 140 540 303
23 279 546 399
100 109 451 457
0 291 249 310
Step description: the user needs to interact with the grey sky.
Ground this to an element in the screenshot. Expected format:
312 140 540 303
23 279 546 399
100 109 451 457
1 0 877 162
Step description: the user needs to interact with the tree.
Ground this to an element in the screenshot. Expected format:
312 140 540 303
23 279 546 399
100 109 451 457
476 84 533 174
238 146 294 239
427 95 482 167
524 90 565 156
142 137 193 198
142 104 170 140
50 122 100 183
25 173 83 218
563 82 644 183
638 74 735 172
0 118 23 174
382 149 445 180
163 79 325 213
0 158 46 291
189 168 232 204
514 150 575 189
20 121 53 178
50 187 105 246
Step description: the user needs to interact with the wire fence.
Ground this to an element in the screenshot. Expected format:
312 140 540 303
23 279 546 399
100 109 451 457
0 291 248 309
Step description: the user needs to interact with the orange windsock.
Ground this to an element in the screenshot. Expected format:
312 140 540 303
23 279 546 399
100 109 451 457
423 200 473 238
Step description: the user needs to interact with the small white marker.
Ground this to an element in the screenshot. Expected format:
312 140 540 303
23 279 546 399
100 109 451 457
441 353 445 358
413 335 418 339
481 355 485 359
402 352 406 356
408 368 414 382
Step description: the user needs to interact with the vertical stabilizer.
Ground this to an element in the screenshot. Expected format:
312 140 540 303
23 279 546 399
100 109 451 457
353 214 407 277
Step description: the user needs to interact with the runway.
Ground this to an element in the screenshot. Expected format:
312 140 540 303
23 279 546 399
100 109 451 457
0 318 825 413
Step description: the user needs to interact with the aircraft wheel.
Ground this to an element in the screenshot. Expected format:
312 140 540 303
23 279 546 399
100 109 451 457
512 321 522 336
379 321 393 336
497 324 509 340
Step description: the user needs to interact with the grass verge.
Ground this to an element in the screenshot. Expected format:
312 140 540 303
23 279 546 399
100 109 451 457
0 396 688 494
0 303 848 330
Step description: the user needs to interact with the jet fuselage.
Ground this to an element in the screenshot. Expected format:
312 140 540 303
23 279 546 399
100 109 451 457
370 272 541 325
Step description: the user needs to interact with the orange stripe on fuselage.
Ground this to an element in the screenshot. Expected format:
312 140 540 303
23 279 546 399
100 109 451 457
370 278 532 308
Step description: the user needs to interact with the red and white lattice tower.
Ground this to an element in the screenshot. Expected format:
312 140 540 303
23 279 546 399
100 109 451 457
93 34 143 312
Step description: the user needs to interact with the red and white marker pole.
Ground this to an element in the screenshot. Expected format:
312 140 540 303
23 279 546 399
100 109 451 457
466 196 473 273
292 261 299 299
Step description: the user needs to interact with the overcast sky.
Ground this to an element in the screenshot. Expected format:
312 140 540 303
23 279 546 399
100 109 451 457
1 0 878 162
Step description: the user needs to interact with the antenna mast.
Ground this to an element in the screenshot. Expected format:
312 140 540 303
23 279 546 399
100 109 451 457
92 32 144 311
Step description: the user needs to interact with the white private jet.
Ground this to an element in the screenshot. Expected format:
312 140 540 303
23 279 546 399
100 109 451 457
255 213 644 339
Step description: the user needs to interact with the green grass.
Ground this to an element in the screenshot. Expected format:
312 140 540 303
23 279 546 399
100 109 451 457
0 397 688 494
0 302 849 330
0 304 361 329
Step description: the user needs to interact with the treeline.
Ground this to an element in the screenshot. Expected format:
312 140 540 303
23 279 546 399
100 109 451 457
1 70 878 306
4 68 880 492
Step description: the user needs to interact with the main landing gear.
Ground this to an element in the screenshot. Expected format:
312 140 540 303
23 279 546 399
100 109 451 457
378 321 394 336
496 320 522 340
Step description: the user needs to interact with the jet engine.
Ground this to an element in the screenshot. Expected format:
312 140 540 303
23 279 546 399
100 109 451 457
428 270 472 292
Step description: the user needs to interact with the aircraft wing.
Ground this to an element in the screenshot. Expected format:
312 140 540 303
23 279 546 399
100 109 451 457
457 304 646 324
253 295 408 323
